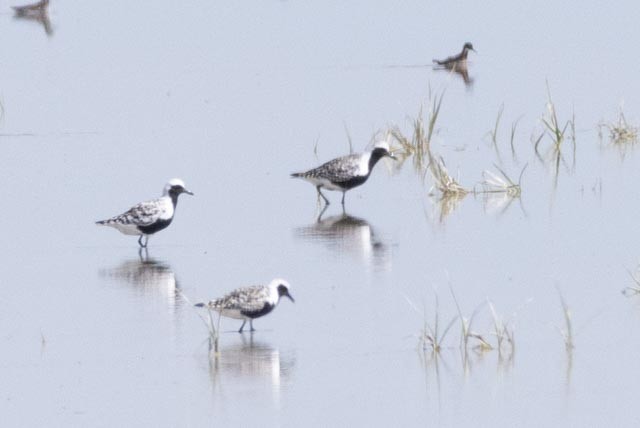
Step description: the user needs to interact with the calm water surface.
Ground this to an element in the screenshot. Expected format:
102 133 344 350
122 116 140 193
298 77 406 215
1 0 640 426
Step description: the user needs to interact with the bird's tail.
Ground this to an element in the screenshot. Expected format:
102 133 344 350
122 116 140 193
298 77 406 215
95 219 107 225
194 302 207 308
290 172 305 178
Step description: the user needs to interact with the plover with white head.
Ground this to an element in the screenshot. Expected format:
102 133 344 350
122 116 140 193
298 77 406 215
195 278 294 333
96 178 194 248
291 141 396 206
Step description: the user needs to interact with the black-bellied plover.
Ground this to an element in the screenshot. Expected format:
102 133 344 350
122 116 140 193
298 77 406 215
291 141 396 206
96 178 193 248
195 278 294 333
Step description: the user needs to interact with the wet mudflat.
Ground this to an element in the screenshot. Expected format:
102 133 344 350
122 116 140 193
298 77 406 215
2 1 640 426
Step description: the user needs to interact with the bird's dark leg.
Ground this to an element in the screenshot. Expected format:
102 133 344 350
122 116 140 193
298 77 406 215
249 319 255 332
137 247 149 262
317 186 330 205
341 191 346 206
316 204 329 222
238 319 246 333
138 235 146 248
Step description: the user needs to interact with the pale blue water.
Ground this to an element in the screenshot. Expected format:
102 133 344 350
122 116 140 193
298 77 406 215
1 0 640 426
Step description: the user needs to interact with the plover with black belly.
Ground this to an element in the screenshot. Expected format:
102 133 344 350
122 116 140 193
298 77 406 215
96 178 193 248
195 279 294 333
291 141 396 206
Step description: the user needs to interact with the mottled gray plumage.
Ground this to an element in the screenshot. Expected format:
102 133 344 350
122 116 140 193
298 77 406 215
294 153 362 183
98 198 167 227
195 278 294 333
208 284 272 313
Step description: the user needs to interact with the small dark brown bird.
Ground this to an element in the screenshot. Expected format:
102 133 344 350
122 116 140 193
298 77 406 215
12 0 49 16
433 42 476 66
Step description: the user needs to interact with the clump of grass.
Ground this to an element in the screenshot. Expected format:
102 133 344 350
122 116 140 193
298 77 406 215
479 164 526 197
487 300 516 357
429 156 468 197
599 110 638 145
535 82 575 153
450 286 491 354
532 83 576 185
405 294 457 353
555 288 574 351
389 88 445 172
181 291 222 355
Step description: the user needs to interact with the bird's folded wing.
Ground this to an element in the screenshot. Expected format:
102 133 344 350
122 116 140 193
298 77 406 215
120 199 163 226
316 155 361 182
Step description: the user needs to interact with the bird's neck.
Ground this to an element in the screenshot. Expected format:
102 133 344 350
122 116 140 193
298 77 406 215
165 191 179 208
460 47 469 60
367 149 386 172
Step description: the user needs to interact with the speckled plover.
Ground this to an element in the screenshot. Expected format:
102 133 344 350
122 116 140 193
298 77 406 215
291 141 396 206
195 279 294 333
433 42 476 66
96 178 193 248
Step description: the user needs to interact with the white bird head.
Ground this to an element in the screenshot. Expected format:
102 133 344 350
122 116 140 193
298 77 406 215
269 278 295 303
163 178 194 197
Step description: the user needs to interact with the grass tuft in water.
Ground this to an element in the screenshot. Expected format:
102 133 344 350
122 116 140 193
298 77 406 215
429 156 468 197
450 286 491 354
181 291 222 355
389 88 444 173
599 109 638 145
536 82 575 151
405 294 457 353
487 300 516 357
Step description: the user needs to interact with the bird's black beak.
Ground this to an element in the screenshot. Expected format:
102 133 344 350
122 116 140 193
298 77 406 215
285 292 295 303
388 151 398 161
183 189 194 196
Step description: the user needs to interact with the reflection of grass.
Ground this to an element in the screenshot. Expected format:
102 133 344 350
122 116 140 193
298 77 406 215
599 110 638 145
479 164 526 197
555 288 574 351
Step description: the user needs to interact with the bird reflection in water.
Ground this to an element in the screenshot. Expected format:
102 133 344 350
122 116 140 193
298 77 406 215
208 334 295 399
99 248 180 311
12 0 52 37
294 208 391 270
433 62 474 88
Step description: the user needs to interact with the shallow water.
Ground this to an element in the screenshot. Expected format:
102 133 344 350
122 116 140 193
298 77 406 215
2 0 640 426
